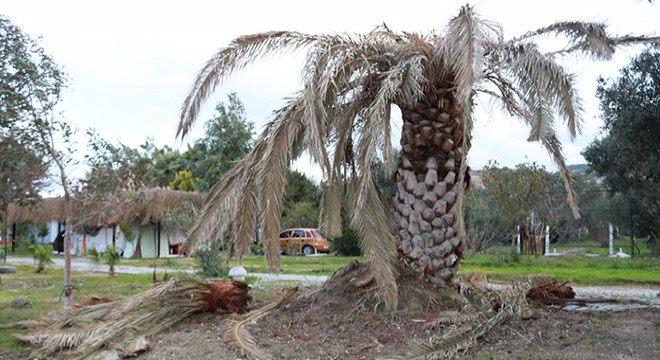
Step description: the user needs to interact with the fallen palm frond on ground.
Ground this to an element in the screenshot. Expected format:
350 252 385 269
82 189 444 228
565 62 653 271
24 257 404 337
398 281 531 360
526 277 576 305
8 275 251 359
224 287 299 360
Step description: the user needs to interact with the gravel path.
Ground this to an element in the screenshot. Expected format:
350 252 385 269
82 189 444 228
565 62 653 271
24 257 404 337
6 256 658 300
5 256 328 287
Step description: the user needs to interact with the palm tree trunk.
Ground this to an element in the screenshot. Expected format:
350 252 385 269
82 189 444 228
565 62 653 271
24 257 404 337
394 90 467 285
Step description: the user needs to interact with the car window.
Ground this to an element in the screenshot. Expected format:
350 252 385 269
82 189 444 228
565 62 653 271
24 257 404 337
293 230 305 237
304 230 311 237
312 230 324 239
279 231 289 238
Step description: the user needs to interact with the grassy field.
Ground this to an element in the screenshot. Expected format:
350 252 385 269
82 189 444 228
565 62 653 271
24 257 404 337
462 253 660 286
0 265 159 353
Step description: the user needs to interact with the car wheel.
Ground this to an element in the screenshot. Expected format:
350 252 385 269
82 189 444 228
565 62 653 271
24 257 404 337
302 245 315 256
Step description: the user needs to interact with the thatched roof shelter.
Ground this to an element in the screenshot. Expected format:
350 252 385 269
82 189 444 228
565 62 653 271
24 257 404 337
4 188 205 227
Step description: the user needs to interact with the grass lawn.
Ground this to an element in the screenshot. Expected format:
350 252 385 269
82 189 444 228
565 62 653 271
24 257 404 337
227 254 365 275
0 265 159 353
462 252 660 286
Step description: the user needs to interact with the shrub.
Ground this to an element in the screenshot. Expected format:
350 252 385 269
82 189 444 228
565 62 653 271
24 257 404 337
332 224 362 256
88 247 122 277
29 243 54 273
195 246 226 277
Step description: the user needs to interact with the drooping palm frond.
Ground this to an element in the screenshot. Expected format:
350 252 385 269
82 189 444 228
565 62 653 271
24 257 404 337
257 97 306 272
183 155 253 254
500 42 583 139
541 134 580 219
178 31 323 138
350 86 401 307
516 21 616 59
516 21 660 60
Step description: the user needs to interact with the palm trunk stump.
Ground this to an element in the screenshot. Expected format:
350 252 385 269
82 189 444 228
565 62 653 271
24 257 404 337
394 89 466 285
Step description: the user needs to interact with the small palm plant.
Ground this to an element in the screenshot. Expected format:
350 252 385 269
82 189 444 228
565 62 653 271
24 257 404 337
88 247 122 277
29 244 54 273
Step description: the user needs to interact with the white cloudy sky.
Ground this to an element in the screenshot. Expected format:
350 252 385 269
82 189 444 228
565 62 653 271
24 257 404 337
2 0 658 181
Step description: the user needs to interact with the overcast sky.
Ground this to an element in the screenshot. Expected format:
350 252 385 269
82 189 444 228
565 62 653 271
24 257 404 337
2 0 658 181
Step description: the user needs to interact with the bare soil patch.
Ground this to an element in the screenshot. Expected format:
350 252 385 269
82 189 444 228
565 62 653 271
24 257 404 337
139 275 659 360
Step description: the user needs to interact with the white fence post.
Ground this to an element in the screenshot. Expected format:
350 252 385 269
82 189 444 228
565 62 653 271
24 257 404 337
609 223 614 256
516 225 521 254
545 225 550 256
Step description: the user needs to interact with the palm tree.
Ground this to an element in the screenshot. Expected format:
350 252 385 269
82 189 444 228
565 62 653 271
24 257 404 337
178 5 658 310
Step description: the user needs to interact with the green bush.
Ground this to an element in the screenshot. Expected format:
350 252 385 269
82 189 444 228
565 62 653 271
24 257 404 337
195 246 226 277
29 244 54 273
87 247 122 277
332 224 362 256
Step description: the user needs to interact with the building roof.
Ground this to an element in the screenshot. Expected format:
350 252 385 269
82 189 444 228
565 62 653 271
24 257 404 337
5 188 205 226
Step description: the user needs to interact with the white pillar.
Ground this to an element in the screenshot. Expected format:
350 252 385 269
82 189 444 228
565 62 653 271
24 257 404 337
609 223 614 256
545 225 550 256
516 225 521 254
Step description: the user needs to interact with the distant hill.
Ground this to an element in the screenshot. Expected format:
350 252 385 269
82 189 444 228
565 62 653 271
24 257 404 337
468 163 600 190
567 163 589 174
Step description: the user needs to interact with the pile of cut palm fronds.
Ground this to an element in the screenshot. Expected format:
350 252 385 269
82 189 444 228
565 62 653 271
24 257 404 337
8 275 251 360
526 277 575 305
400 281 531 360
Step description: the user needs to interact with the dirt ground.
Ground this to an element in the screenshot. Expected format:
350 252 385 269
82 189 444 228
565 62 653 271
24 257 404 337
138 286 659 360
2 283 657 359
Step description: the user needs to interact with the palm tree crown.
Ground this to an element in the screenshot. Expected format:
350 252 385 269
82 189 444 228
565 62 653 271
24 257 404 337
178 5 658 309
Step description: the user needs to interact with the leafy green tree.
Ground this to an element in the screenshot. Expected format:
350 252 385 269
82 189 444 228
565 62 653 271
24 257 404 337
142 142 189 188
583 46 660 254
1 15 60 261
186 92 254 192
481 162 552 231
0 15 74 305
0 131 47 259
82 130 154 193
281 170 320 229
169 170 197 192
281 201 318 229
177 6 658 309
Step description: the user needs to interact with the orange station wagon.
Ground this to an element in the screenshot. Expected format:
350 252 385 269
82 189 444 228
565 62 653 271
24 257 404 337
279 228 332 255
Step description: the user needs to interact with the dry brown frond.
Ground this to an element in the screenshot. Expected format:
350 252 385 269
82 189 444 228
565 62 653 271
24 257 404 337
516 21 614 59
224 287 299 360
257 97 305 272
541 134 580 219
400 282 531 360
501 42 583 139
183 160 248 254
178 31 321 139
12 276 248 360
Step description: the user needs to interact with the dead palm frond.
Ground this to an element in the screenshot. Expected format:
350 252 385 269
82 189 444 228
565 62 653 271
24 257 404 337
224 287 299 360
11 276 251 360
397 281 531 360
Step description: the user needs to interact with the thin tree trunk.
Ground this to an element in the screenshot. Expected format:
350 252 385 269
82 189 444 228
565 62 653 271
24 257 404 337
2 205 8 264
394 89 467 285
44 133 74 307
